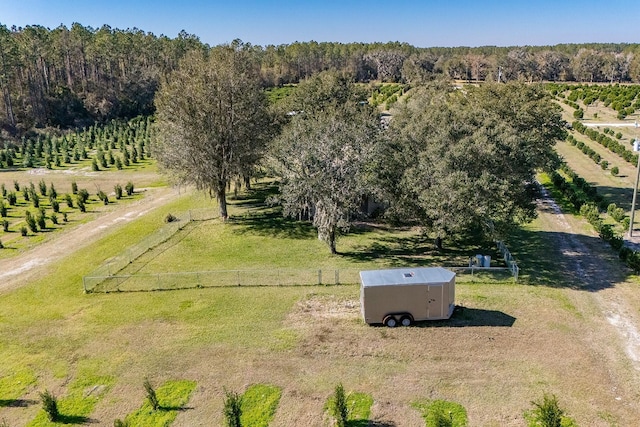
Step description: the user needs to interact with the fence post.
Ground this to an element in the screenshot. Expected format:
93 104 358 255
318 269 322 285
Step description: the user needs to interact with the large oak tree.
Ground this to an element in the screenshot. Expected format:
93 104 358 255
154 42 273 219
384 81 566 248
269 72 381 254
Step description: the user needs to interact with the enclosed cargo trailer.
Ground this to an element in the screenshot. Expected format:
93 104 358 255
360 267 456 327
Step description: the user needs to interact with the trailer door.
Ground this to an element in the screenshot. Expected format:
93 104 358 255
427 285 444 318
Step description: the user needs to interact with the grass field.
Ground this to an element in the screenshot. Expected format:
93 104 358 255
1 179 639 426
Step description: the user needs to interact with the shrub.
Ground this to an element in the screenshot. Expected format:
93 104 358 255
223 388 242 427
63 212 68 222
0 202 6 218
572 109 584 119
77 199 86 212
36 211 46 230
165 213 178 223
114 184 123 199
331 383 349 427
50 213 58 225
0 239 3 249
71 181 78 194
125 181 134 196
38 179 47 196
20 226 28 236
32 192 40 208
51 199 60 213
143 378 159 411
97 190 108 204
616 132 623 139
0 183 5 197
525 393 578 427
65 193 74 208
2 220 8 232
49 183 57 200
25 211 37 233
91 158 100 171
114 419 130 427
600 160 609 170
40 389 59 422
77 188 89 204
13 180 19 191
611 166 619 176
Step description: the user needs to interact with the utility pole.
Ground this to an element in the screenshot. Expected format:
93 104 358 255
630 121 640 237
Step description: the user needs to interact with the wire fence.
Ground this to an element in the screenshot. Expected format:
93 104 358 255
84 265 516 293
83 207 520 293
83 208 218 290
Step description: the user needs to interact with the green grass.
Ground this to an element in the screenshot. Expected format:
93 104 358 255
123 379 197 427
346 392 373 427
240 384 282 427
412 399 468 427
27 375 114 426
0 366 36 407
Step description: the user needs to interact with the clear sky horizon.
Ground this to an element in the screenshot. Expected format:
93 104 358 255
1 0 639 48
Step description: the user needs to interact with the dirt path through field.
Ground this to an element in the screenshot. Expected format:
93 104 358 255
536 185 640 394
0 186 178 293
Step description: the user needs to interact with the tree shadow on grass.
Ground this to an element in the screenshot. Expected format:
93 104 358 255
158 405 193 412
0 398 36 407
509 226 629 291
339 227 499 268
54 414 93 424
231 210 317 240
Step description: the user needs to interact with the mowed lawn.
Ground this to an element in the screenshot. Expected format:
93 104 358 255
1 186 640 426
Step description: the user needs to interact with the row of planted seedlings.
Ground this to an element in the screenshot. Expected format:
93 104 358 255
546 165 640 272
30 379 577 427
0 116 153 171
0 179 135 249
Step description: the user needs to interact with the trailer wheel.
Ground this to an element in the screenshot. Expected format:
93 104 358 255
383 315 397 328
400 315 413 327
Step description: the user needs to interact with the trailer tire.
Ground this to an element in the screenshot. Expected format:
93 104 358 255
400 315 413 327
383 315 397 328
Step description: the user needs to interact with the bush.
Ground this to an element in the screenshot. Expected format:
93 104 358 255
71 181 78 194
25 211 37 233
525 393 577 427
77 199 86 213
114 419 130 427
223 388 243 427
0 239 3 249
572 109 584 119
51 199 60 213
2 220 8 232
50 213 58 225
331 383 349 427
143 378 159 411
40 389 59 422
38 179 47 196
600 160 609 170
611 166 619 176
165 213 178 223
65 193 74 208
20 226 28 236
0 202 6 218
125 181 134 196
114 184 123 199
77 188 89 204
7 192 16 206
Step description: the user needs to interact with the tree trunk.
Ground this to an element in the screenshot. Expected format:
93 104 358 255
216 186 228 220
329 228 337 255
435 236 443 251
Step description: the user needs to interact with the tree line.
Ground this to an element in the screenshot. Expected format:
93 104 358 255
1 22 640 135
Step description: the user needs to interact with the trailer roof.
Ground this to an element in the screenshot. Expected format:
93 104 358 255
360 267 455 287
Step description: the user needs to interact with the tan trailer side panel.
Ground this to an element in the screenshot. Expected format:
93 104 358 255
362 284 429 324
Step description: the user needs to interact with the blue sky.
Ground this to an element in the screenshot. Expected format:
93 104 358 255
1 0 639 47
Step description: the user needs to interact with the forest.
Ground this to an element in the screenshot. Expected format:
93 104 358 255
1 22 640 136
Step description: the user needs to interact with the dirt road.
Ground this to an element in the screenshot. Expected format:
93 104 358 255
0 186 178 293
